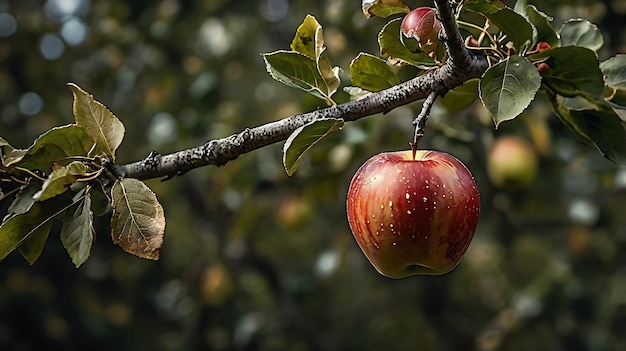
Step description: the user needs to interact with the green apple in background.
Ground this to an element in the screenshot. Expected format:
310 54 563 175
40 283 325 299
346 150 480 278
488 136 538 190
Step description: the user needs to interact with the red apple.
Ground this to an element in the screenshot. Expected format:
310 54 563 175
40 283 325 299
346 150 480 278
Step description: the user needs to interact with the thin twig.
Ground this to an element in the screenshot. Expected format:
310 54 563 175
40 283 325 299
410 91 438 158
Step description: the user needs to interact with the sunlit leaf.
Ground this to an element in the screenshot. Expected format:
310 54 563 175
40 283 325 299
350 52 400 92
530 46 605 101
479 56 541 127
60 193 95 267
0 137 26 167
600 54 626 90
559 19 603 52
0 197 70 262
378 18 436 68
525 5 559 47
283 118 345 176
463 0 506 14
110 178 165 260
289 15 340 104
316 48 341 103
69 83 125 161
362 0 410 19
290 14 319 59
33 162 87 201
263 50 334 104
7 125 94 171
550 95 626 165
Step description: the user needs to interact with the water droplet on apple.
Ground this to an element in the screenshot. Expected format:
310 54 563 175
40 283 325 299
389 200 393 208
405 193 410 200
422 197 428 202
392 242 397 246
380 204 385 210
407 210 412 215
373 242 380 249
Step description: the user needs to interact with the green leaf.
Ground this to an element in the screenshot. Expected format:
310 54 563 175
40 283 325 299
465 1 533 52
438 79 479 112
0 197 70 262
68 83 125 161
463 0 506 14
110 178 165 260
283 118 345 176
350 52 400 92
90 186 112 216
263 51 335 104
479 56 541 127
0 137 27 167
60 193 95 267
18 219 52 265
378 18 437 68
8 125 94 171
530 46 605 101
559 19 603 52
525 5 559 47
32 162 87 201
5 183 40 220
550 95 626 165
482 7 534 53
600 54 626 90
362 0 410 19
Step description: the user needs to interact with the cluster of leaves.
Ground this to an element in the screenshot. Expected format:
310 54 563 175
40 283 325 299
467 0 626 164
0 84 165 266
266 0 626 176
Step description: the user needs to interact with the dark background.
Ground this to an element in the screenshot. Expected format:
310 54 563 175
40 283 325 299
1 0 626 350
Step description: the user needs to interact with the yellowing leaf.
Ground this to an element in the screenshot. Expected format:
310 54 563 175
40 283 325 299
110 178 165 260
362 0 410 19
68 83 125 161
33 162 87 201
288 15 340 104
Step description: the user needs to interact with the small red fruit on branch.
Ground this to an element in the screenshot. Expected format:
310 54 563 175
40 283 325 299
401 7 443 57
346 150 480 278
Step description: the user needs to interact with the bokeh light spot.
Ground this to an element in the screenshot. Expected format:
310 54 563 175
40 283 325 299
18 92 44 116
39 33 65 60
0 13 17 37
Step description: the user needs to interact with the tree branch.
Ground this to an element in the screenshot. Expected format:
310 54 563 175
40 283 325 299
107 0 488 181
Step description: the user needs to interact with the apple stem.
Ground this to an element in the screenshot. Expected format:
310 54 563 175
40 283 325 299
411 91 438 156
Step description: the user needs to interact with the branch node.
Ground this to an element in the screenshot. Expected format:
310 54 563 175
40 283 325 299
145 151 162 166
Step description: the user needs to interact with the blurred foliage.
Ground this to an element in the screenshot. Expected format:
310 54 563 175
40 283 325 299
1 0 626 350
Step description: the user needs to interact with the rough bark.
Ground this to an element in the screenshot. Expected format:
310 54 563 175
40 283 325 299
106 0 489 181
